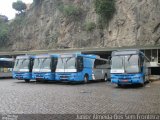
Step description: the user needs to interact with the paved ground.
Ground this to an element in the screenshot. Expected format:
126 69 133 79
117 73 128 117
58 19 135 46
0 79 160 114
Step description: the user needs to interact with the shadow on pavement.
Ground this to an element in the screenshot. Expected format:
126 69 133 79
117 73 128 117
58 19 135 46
14 80 108 86
114 82 150 89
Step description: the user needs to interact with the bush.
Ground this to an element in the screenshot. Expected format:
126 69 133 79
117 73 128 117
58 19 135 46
54 1 83 21
94 0 115 28
63 5 81 16
84 22 96 32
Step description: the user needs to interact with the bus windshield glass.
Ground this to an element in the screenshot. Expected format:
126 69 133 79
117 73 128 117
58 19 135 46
41 58 51 69
56 57 76 72
124 55 139 73
111 54 139 73
33 58 44 69
14 59 29 71
20 59 30 69
33 58 51 72
111 56 123 69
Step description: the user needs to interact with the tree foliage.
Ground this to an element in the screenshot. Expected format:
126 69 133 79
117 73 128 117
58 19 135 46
94 0 115 28
94 0 115 18
0 18 9 45
12 1 27 13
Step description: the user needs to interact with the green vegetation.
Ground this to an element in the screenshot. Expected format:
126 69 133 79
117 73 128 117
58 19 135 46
94 0 115 28
11 14 26 27
63 5 82 21
63 5 81 17
84 22 96 32
0 18 9 45
12 0 27 14
55 0 82 21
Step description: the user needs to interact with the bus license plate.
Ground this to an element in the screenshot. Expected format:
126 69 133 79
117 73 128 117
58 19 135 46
121 79 128 82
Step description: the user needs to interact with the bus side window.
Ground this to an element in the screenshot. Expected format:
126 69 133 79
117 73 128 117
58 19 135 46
77 56 83 72
94 59 102 69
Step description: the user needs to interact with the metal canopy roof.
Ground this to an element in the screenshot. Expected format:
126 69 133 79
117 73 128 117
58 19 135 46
0 45 159 56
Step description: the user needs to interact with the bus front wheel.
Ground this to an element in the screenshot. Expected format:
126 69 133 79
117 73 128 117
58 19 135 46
25 79 30 83
84 75 88 83
102 74 108 82
117 84 122 87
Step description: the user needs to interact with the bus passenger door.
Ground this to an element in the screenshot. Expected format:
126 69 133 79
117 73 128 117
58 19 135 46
93 59 102 80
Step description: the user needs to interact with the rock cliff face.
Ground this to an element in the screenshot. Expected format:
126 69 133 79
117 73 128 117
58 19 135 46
9 0 160 51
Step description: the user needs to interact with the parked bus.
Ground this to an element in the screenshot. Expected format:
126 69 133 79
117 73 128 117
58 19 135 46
32 54 58 81
111 49 150 86
0 58 14 78
12 55 34 82
54 53 110 83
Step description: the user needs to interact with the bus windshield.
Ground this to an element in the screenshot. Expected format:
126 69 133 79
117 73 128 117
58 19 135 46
33 58 51 72
111 56 123 69
111 55 140 73
124 55 139 73
20 59 30 69
56 57 76 72
41 58 51 69
14 59 30 71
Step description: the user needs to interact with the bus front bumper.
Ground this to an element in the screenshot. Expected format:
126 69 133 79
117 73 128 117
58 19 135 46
32 73 55 81
111 74 144 85
13 72 32 80
55 73 83 82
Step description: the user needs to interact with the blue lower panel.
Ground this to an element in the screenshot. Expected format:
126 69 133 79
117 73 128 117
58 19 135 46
112 79 143 85
111 73 144 85
55 72 84 82
12 72 32 80
32 72 55 81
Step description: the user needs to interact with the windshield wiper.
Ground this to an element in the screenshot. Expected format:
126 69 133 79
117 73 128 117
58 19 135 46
128 55 133 61
66 57 72 63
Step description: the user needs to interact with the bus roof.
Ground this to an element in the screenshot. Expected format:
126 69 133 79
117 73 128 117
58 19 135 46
58 53 99 59
34 54 59 58
112 49 142 56
0 58 14 61
16 55 34 59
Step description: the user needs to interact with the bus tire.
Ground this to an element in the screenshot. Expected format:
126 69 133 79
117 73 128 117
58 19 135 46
25 79 30 83
141 76 145 86
103 74 108 82
118 84 122 87
84 75 88 83
43 80 48 83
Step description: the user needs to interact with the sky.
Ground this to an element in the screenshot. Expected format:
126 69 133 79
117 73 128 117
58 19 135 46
0 0 33 20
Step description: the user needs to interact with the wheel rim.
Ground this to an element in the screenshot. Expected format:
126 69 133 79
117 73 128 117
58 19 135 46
104 75 107 81
84 76 88 83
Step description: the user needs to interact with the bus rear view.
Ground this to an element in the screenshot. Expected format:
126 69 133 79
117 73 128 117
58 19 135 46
13 55 34 82
111 50 150 86
0 58 14 78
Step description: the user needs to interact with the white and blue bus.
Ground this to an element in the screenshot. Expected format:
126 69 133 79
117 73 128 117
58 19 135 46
0 58 14 78
111 50 150 86
32 53 110 83
13 55 34 82
32 54 58 81
54 53 110 83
